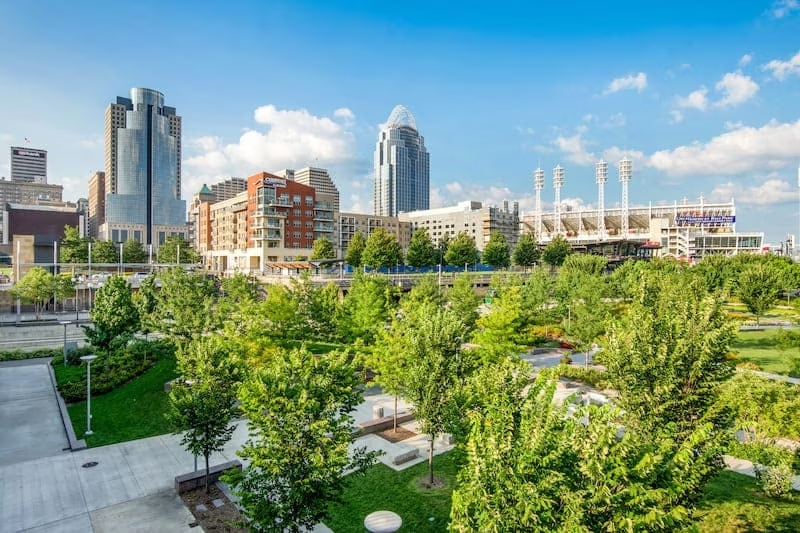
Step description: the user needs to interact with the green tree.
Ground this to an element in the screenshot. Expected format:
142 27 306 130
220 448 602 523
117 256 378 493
541 234 572 269
83 275 139 352
693 253 732 294
738 263 781 327
133 274 159 341
344 231 366 268
60 225 88 264
220 272 260 304
520 268 553 326
481 231 511 269
451 363 719 532
604 269 735 444
288 273 341 341
406 228 437 268
310 237 336 260
444 231 479 268
472 282 525 362
436 232 452 265
151 268 218 347
402 274 444 310
156 234 200 264
239 284 301 343
169 336 240 493
338 272 396 343
11 266 54 320
402 303 474 484
446 273 481 334
226 347 378 532
122 239 147 264
362 227 403 269
53 274 76 311
512 231 540 269
567 274 610 367
91 240 119 264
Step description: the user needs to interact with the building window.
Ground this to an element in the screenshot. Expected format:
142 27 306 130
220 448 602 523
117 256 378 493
305 196 313 206
293 194 301 204
293 220 301 227
293 209 301 216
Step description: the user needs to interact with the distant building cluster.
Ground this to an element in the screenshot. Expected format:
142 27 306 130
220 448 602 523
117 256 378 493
0 88 770 273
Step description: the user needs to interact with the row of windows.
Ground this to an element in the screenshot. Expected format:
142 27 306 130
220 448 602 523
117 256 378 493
291 220 315 228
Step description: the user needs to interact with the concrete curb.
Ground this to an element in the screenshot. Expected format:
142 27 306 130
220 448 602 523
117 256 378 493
46 361 87 451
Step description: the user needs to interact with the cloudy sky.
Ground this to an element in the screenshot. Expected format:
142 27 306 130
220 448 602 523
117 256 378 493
2 1 800 242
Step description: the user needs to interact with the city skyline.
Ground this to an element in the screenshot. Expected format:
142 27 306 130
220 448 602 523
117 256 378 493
2 1 800 242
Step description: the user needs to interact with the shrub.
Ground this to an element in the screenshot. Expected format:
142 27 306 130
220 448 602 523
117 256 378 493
755 463 794 498
560 355 573 365
737 361 762 371
0 347 61 362
556 364 610 389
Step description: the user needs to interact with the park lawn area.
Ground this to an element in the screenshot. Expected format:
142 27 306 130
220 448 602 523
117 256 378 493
66 354 178 447
731 329 798 375
693 470 800 532
326 451 463 533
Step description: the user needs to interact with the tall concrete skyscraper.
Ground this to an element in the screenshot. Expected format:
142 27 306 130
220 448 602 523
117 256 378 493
374 105 430 216
10 146 47 183
101 88 186 247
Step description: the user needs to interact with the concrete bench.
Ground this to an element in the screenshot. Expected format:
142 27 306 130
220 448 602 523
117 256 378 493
357 411 415 436
174 460 242 494
392 448 419 465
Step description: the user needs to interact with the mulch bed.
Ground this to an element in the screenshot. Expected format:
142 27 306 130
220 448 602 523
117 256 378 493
376 425 418 443
181 483 247 532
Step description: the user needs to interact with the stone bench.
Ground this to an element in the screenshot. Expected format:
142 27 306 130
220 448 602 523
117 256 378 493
392 448 419 465
357 411 415 436
174 460 242 494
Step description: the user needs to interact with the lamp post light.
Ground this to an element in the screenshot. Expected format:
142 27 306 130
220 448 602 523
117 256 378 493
118 242 124 275
59 320 71 367
80 355 98 435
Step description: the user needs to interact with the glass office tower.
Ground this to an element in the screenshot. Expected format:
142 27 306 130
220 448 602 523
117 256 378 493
104 88 185 246
374 105 430 216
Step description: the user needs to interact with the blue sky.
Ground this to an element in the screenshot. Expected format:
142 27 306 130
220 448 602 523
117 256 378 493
2 0 800 243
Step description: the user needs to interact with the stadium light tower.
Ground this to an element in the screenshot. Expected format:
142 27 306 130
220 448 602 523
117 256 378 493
595 159 608 239
553 165 565 235
533 167 545 243
618 157 632 237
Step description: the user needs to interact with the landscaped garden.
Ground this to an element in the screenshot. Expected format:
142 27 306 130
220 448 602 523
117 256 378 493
731 328 800 376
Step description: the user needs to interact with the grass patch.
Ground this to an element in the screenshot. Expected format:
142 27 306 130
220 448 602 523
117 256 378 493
326 451 463 532
731 329 798 375
694 470 800 532
66 354 177 447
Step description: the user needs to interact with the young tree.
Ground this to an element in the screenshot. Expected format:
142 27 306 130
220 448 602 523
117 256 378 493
310 237 336 260
402 274 444 309
288 273 341 341
445 231 479 268
169 336 241 493
156 234 201 264
226 347 378 532
481 232 511 269
122 239 147 263
60 225 89 264
738 263 781 327
436 232 452 265
446 273 482 334
11 267 54 320
133 274 159 342
91 240 119 264
53 274 76 312
344 231 366 268
402 303 473 485
150 267 218 347
406 228 437 268
338 272 396 343
512 231 540 269
472 282 525 362
362 227 404 269
83 275 139 352
541 234 572 269
604 269 735 443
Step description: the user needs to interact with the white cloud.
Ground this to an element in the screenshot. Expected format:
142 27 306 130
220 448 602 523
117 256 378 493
553 132 595 165
763 50 800 80
604 72 648 95
676 87 709 111
770 0 799 18
648 119 800 176
183 104 357 199
602 113 626 128
739 53 753 67
669 110 684 124
714 72 759 108
710 177 796 205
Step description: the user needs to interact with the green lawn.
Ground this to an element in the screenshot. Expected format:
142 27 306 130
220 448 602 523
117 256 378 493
731 329 799 375
693 470 800 532
66 355 177 447
326 451 463 533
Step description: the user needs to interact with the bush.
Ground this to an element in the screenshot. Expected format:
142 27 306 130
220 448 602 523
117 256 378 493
56 339 175 402
0 347 61 362
560 355 573 365
556 364 610 389
755 463 794 498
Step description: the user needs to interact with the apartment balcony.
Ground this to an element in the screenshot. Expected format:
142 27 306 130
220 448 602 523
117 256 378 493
256 205 288 216
250 220 282 230
314 212 334 221
252 229 282 241
315 201 334 211
314 223 335 232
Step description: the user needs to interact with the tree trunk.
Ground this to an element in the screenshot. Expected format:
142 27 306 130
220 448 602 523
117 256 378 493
204 453 210 493
393 394 398 432
428 436 435 485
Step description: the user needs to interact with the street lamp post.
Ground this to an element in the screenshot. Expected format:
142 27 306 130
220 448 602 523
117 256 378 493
80 355 98 435
118 242 124 275
59 320 71 367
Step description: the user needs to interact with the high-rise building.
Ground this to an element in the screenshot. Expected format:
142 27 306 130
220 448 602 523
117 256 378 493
87 171 105 238
280 167 340 213
210 177 246 202
374 105 430 216
101 88 186 247
0 178 63 243
10 146 47 183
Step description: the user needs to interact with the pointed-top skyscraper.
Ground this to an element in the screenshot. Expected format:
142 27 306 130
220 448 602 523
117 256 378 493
373 105 430 216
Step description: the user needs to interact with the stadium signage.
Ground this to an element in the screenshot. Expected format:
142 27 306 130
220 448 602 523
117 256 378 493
675 213 735 224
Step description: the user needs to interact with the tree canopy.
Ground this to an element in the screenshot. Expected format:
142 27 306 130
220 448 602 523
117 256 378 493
541 234 572 268
362 227 403 269
83 275 139 352
406 228 437 268
344 231 366 268
156 235 201 264
512 231 539 268
11 266 54 320
310 237 336 260
444 231 479 267
481 232 511 269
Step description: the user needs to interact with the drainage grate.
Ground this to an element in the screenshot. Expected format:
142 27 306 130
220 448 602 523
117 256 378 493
81 461 98 468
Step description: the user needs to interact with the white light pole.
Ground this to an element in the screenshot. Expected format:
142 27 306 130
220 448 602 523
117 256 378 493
118 242 124 275
80 355 98 435
60 320 71 367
